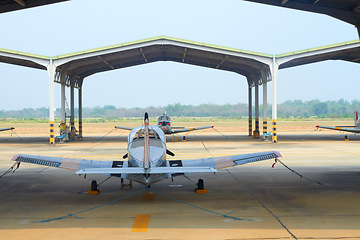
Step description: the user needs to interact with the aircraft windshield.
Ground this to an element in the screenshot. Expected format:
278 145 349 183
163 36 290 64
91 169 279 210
157 116 171 126
129 126 165 143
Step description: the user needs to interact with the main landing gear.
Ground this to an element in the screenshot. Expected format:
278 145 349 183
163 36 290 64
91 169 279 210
196 178 207 194
87 180 100 195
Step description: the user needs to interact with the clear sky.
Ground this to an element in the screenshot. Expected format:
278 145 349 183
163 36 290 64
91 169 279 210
0 0 359 110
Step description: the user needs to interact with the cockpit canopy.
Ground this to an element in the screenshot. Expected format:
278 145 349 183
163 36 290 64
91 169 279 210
129 125 165 143
157 115 171 126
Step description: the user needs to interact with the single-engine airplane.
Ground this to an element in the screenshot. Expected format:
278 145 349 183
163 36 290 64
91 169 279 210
11 113 281 191
316 111 360 134
116 112 213 135
0 127 14 132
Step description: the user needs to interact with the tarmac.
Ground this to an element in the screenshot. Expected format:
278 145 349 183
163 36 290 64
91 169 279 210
0 130 360 239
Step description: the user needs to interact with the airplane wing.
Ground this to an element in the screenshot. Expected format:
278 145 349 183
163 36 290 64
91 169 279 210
316 125 360 133
168 151 281 173
73 151 281 175
115 126 133 131
0 127 14 132
11 154 216 176
11 154 124 172
171 126 213 134
76 167 217 175
11 151 281 177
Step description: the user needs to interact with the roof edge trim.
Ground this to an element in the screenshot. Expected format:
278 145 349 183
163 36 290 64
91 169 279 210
52 36 273 60
0 48 50 60
276 39 360 58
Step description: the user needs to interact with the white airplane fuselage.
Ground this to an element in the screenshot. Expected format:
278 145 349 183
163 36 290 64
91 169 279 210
125 125 168 186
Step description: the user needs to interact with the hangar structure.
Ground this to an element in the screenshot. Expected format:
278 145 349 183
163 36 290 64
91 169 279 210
0 0 68 14
1 36 360 144
245 0 360 37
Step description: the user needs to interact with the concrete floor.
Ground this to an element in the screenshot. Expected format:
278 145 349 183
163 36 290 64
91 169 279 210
0 131 360 239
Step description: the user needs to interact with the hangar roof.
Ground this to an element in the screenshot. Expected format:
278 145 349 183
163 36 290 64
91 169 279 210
53 36 273 83
0 36 360 88
0 0 68 14
0 47 49 70
245 0 360 36
276 39 360 68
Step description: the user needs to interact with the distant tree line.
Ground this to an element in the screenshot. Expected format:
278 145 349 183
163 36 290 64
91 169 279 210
0 99 359 119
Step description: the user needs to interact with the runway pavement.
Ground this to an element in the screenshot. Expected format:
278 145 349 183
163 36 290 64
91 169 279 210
0 131 359 239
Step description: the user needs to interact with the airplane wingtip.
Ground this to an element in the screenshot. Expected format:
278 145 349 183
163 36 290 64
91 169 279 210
274 151 282 158
11 154 20 161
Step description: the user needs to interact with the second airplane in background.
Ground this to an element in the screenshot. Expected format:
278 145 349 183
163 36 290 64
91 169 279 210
316 111 360 134
116 112 213 135
0 127 14 132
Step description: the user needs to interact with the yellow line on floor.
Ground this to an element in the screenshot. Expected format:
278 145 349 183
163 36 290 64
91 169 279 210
131 214 150 232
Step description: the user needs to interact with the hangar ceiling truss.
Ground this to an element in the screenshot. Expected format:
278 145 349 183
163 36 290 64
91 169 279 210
51 36 274 88
1 36 360 90
244 0 360 37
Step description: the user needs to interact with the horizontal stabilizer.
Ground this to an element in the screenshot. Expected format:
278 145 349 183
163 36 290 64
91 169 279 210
115 126 133 131
0 127 14 132
316 125 360 133
76 167 218 175
172 126 213 134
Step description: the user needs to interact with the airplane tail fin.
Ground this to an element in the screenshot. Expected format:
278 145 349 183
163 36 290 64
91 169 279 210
143 112 151 169
144 112 149 127
355 111 358 123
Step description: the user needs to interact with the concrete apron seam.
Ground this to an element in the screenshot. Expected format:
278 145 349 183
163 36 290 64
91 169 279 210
225 168 298 240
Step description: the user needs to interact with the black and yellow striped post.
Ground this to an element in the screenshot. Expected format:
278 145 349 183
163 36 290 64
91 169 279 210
272 119 277 143
248 118 252 136
70 119 75 131
253 118 260 138
263 119 267 140
79 120 82 137
50 121 55 144
70 118 75 141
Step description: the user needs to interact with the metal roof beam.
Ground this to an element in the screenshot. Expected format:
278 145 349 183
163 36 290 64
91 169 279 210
216 55 229 69
182 48 187 63
97 56 114 70
353 4 360 13
139 48 148 63
14 0 26 7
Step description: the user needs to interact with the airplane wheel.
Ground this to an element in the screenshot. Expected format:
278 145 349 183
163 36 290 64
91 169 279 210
91 180 98 191
197 179 204 190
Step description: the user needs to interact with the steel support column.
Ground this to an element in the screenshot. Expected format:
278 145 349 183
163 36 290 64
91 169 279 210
271 56 279 143
262 74 268 139
47 59 55 144
70 85 75 135
61 83 66 124
78 87 82 137
248 86 252 136
254 84 260 138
